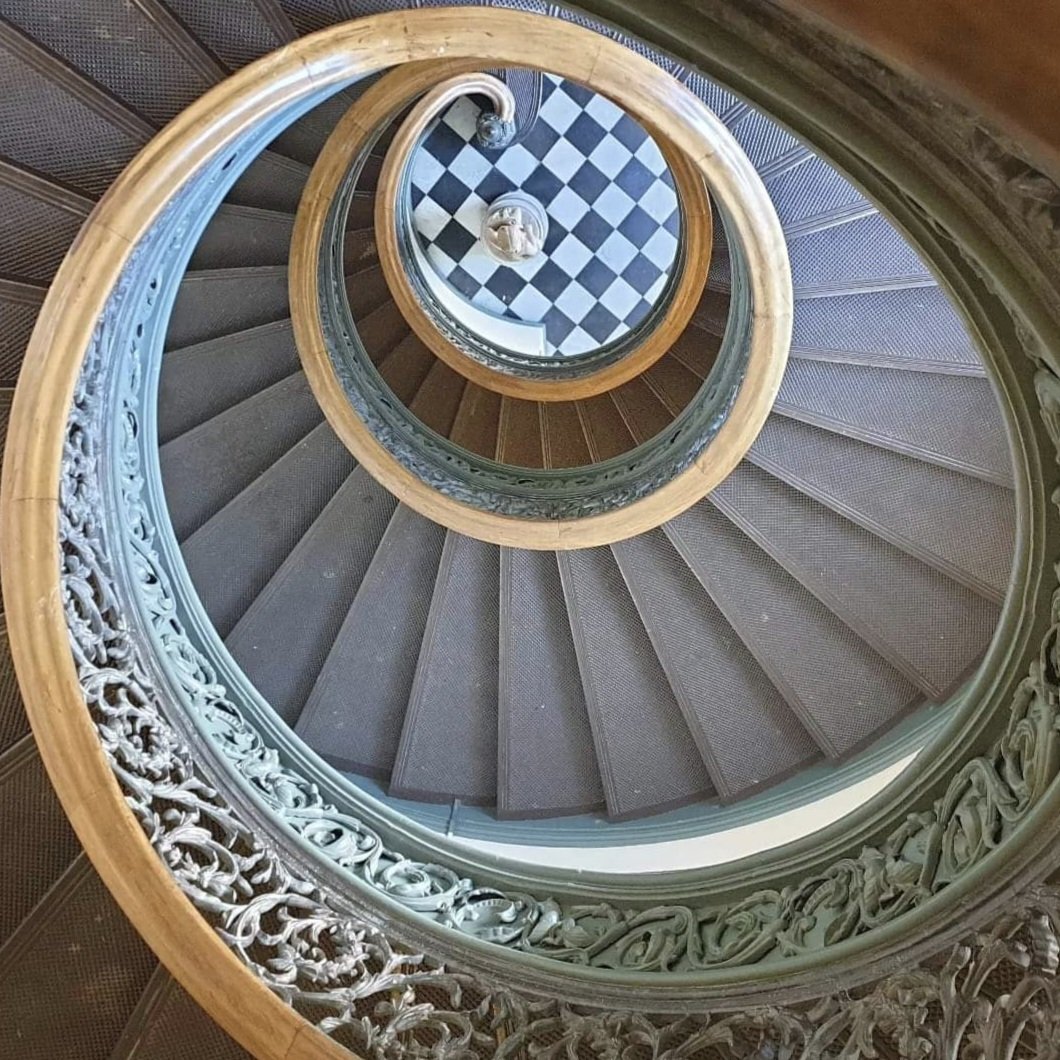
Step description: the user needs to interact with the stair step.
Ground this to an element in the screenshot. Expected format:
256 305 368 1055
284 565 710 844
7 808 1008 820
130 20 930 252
356 299 410 364
611 374 672 443
0 161 90 281
377 333 436 404
788 213 935 297
497 396 544 467
710 463 1002 699
163 0 295 70
226 466 397 726
390 533 499 804
789 287 985 373
0 738 82 943
189 204 294 269
297 506 446 779
344 226 380 273
679 69 742 124
498 549 604 817
167 266 289 350
559 546 713 819
0 20 148 197
0 278 44 386
615 530 820 795
768 155 874 236
1 0 222 129
181 421 356 638
666 325 722 380
727 108 808 180
578 392 637 460
0 620 28 755
542 400 592 468
774 359 1013 485
225 150 310 214
343 262 391 319
667 502 921 759
158 319 300 443
159 371 321 540
408 360 466 436
346 191 375 232
747 416 1014 600
0 856 156 1060
449 383 502 457
108 965 252 1060
643 355 702 414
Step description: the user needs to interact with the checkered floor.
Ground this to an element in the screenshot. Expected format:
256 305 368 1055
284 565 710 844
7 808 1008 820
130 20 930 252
409 75 680 357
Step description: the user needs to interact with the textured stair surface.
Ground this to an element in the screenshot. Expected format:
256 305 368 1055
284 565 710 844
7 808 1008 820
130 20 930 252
0 1 1025 1049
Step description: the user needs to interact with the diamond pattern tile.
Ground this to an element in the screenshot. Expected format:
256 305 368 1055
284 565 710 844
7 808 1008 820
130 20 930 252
410 75 680 355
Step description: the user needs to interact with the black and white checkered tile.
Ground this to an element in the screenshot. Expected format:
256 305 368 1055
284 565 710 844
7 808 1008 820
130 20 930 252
410 75 680 357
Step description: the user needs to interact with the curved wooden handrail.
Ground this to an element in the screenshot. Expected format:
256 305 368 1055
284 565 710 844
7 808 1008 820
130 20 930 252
366 69 713 401
292 34 788 550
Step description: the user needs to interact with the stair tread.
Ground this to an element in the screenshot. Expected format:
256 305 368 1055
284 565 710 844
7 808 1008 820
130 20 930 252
787 213 934 295
789 287 985 370
1 0 222 130
498 548 605 817
159 318 300 443
578 392 637 460
775 359 1012 484
559 546 713 819
450 383 503 457
356 299 410 365
768 155 873 235
727 107 808 180
377 333 437 404
497 397 544 467
159 371 321 540
190 203 294 269
167 266 289 350
542 400 593 468
667 501 921 759
0 21 147 197
408 360 466 436
181 421 356 638
225 465 397 726
164 0 295 70
0 739 82 945
110 968 253 1060
0 278 45 386
611 375 672 443
615 530 820 794
297 505 446 779
390 533 500 804
747 416 1014 599
0 162 90 282
710 463 1002 698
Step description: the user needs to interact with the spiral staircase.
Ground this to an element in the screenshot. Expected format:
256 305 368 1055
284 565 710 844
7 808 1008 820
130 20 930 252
2 2 1060 1058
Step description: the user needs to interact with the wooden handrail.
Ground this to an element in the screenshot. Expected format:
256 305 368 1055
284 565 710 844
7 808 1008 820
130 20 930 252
291 28 789 549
